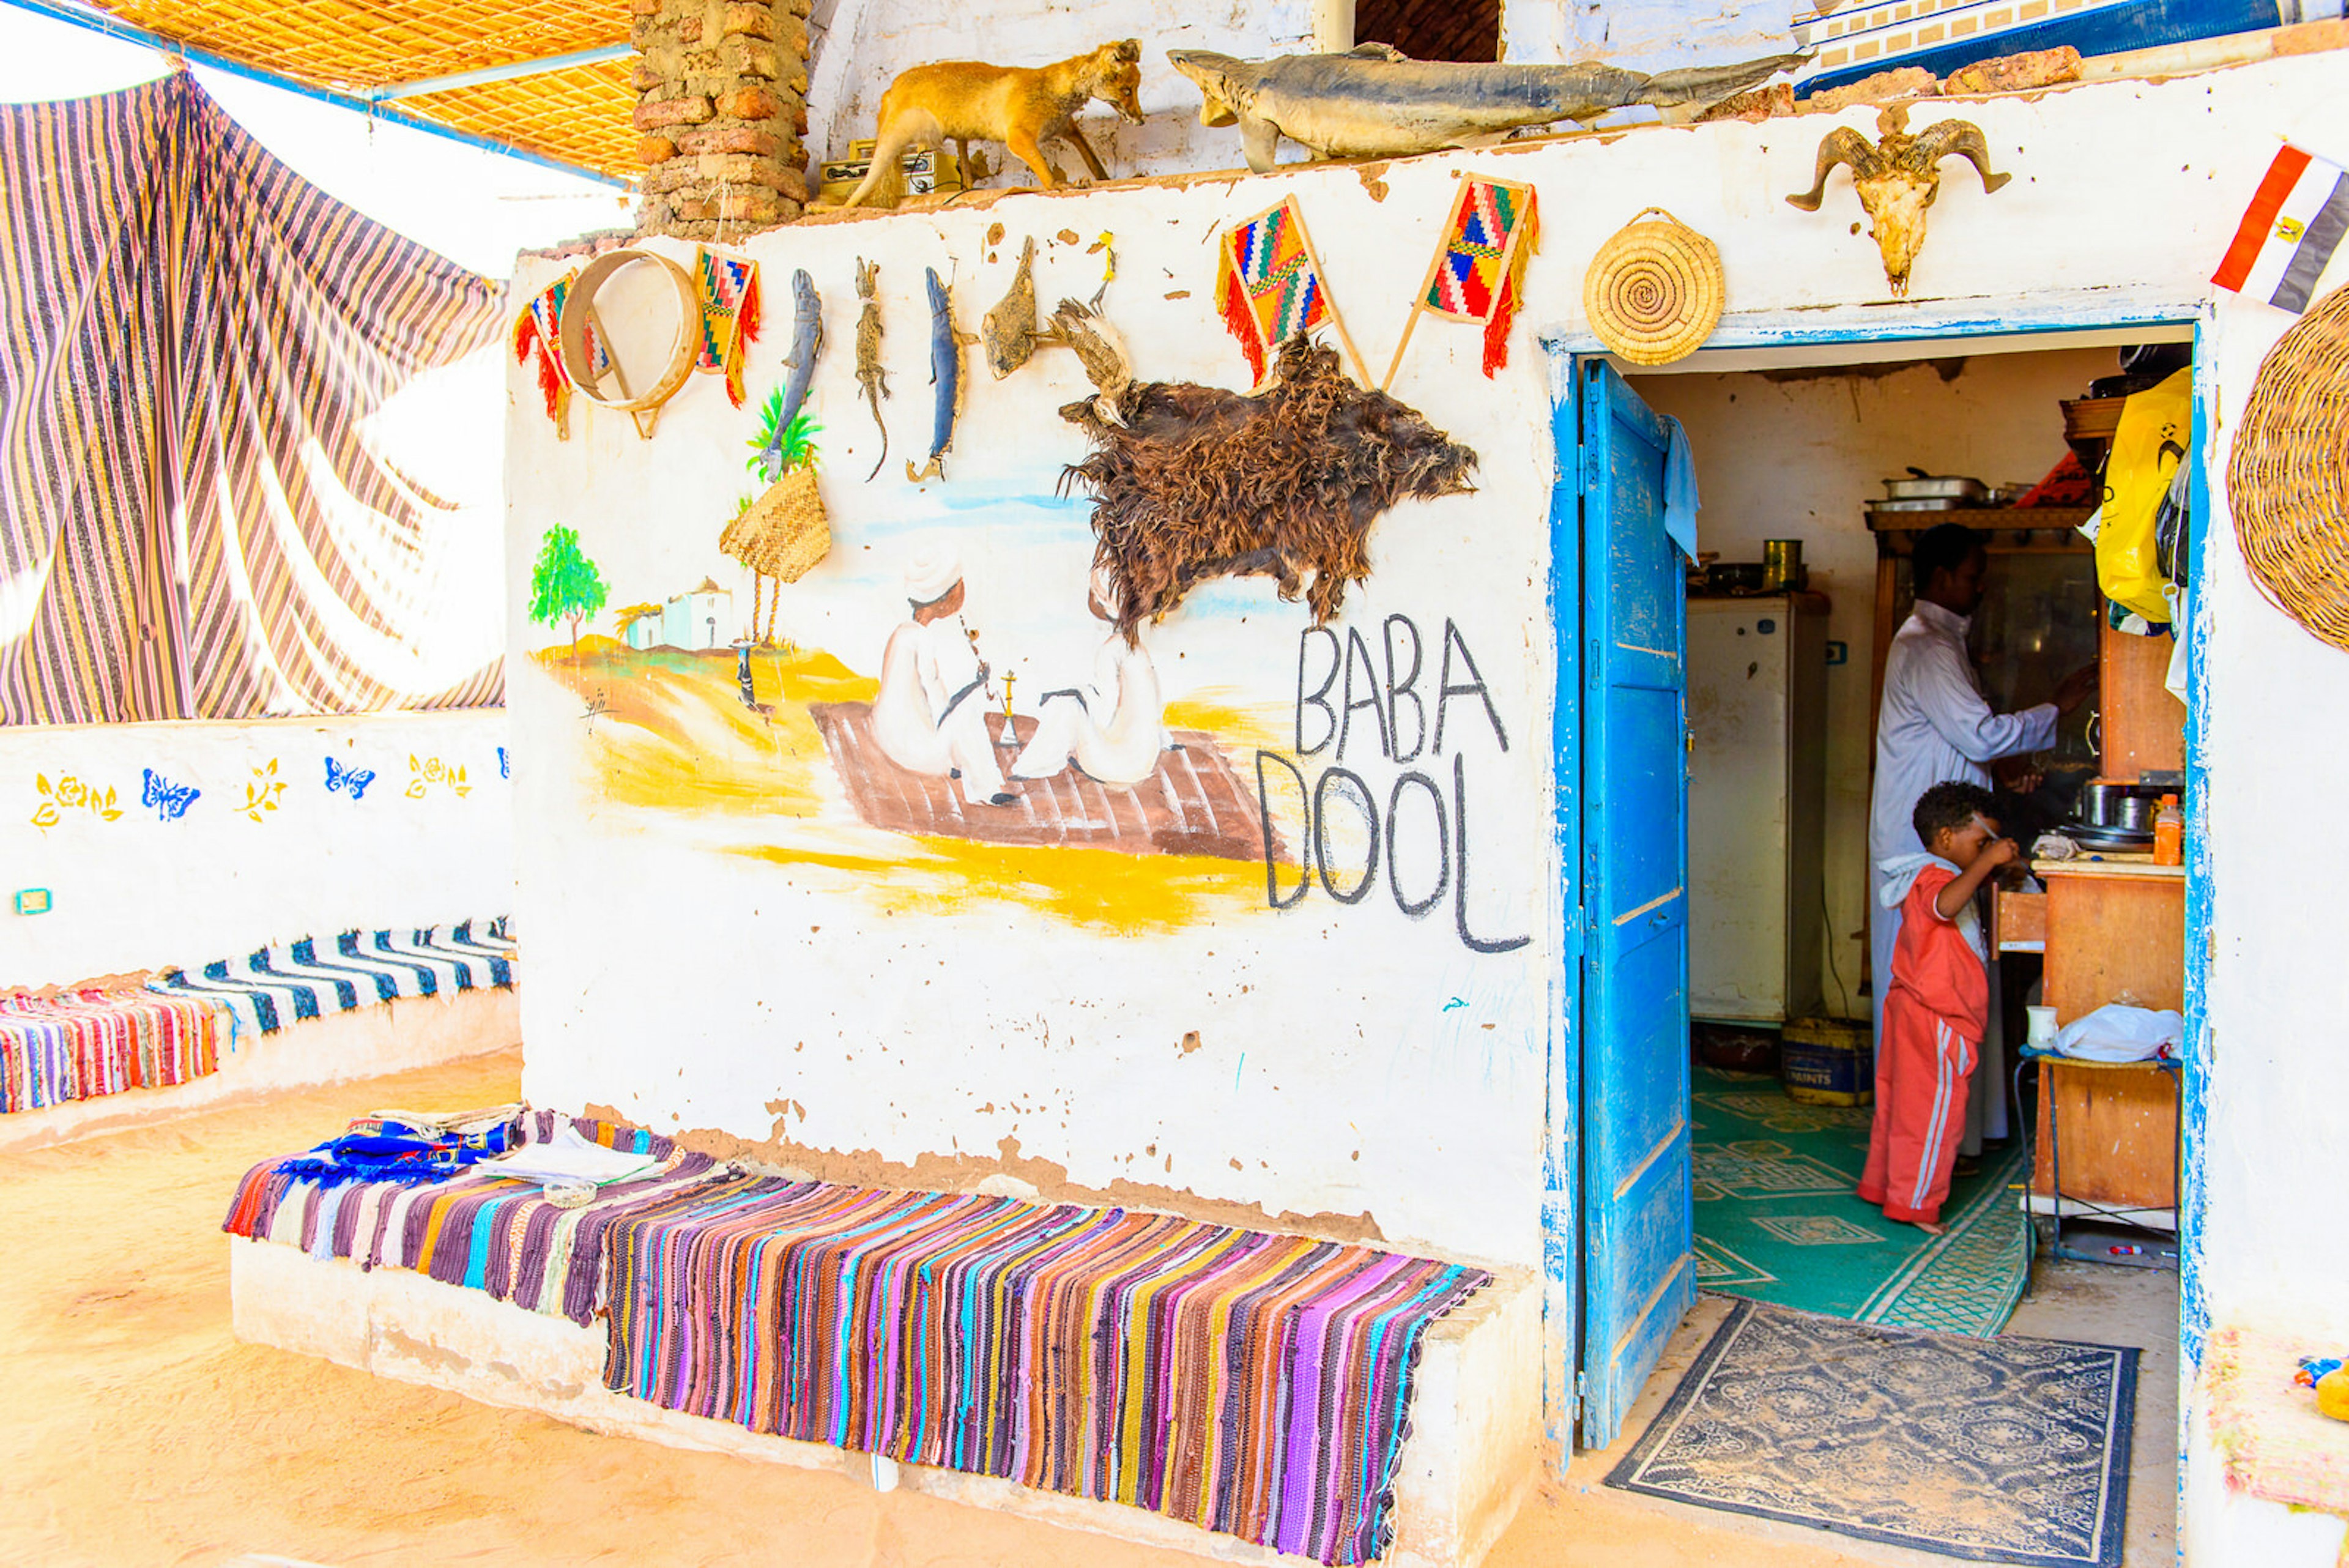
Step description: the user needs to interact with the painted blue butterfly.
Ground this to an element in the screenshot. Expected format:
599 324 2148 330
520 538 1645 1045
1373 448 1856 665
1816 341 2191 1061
324 756 377 800
141 768 199 822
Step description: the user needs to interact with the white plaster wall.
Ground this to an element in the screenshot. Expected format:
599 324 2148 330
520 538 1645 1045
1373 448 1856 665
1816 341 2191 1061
512 54 2346 1279
1638 349 2110 1017
513 160 1560 1268
1502 0 1797 73
0 712 514 986
2195 287 2349 1351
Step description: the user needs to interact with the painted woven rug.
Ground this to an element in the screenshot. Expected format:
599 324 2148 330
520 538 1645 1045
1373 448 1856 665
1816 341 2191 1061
1608 1299 2136 1567
153 916 514 1038
601 1180 1488 1566
1 986 228 1113
221 1111 723 1324
1692 1065 2028 1334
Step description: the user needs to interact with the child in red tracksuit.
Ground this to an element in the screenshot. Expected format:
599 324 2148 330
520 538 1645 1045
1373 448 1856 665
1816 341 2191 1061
1858 781 2019 1234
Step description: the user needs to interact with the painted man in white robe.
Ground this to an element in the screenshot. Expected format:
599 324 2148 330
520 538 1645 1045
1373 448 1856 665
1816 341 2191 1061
1869 522 2095 1151
1011 565 1171 788
870 547 1013 806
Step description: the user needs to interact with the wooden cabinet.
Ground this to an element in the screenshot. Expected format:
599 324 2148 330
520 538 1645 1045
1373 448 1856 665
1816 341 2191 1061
2097 619 2186 781
2025 859 2184 1222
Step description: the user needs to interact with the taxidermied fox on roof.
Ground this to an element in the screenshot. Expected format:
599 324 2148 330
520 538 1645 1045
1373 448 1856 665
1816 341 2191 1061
841 40 1145 209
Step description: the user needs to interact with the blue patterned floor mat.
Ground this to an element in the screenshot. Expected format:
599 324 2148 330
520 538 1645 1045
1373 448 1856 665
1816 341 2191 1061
1606 1298 2136 1566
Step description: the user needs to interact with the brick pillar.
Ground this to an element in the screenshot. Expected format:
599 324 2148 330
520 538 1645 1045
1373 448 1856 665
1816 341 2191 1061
631 0 812 239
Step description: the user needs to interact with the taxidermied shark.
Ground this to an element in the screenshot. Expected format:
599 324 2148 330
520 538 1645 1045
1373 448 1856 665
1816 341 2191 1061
1168 44 1809 172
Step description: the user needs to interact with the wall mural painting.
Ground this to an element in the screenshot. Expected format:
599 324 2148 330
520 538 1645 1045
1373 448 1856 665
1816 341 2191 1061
324 756 376 800
237 759 286 823
533 226 1515 942
406 756 472 798
142 768 200 821
29 773 123 833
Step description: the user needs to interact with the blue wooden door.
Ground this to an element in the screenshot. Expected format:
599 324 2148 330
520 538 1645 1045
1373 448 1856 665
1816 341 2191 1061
1577 360 1693 1450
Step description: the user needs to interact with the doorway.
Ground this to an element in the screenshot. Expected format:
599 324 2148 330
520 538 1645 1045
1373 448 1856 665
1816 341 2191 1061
1559 326 2203 1482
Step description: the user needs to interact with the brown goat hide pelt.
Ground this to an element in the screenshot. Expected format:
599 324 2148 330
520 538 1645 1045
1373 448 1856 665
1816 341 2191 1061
1058 335 1477 641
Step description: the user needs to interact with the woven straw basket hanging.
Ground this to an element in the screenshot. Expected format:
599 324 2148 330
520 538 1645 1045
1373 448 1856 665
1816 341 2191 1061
1583 208 1726 366
722 466 831 584
2228 283 2349 652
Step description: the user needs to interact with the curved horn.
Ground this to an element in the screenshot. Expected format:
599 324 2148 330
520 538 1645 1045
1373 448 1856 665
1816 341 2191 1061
1785 127 1881 211
1907 119 2011 194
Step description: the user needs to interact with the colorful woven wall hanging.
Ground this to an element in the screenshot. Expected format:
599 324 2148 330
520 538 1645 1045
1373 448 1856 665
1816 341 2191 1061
512 272 582 439
1583 207 1725 366
694 249 763 407
1386 173 1540 388
1215 196 1368 384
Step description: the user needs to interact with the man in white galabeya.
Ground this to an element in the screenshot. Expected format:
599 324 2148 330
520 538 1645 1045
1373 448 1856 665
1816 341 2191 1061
1869 522 2095 1154
870 545 1014 806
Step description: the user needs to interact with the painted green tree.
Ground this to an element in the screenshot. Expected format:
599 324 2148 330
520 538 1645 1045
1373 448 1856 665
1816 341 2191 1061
528 524 608 659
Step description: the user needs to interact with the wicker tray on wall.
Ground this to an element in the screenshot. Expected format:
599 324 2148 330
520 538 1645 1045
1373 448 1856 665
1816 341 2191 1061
2228 285 2349 653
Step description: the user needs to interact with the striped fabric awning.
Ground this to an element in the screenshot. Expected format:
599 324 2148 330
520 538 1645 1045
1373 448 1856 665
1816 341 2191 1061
0 73 508 726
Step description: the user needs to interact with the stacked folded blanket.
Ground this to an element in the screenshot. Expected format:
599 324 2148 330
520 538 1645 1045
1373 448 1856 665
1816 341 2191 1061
151 917 515 1037
1 986 228 1113
223 1107 1488 1565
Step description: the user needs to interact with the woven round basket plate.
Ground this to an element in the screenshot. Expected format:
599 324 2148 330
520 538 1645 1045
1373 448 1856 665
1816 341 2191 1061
2229 283 2349 651
1584 207 1725 366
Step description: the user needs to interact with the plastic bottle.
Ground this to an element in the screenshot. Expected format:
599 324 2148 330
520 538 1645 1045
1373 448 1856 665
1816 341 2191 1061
2153 794 2183 866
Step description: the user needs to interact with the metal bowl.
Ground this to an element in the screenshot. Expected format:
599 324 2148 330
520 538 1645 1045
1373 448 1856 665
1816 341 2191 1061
1883 471 1988 502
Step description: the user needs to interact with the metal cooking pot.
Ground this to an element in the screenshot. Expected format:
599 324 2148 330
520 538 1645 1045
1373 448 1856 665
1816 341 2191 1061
1882 467 1988 503
2077 779 2162 830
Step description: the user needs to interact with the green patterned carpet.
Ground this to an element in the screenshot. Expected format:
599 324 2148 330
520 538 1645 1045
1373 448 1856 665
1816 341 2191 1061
1692 1065 2030 1336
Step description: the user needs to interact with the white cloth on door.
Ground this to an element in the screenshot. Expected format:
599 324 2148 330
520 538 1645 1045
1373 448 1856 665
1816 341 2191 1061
871 615 1004 800
1663 415 1701 564
1868 600 2058 1147
1011 633 1169 787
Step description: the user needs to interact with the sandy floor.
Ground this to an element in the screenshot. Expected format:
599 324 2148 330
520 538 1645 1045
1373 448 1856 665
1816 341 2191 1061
0 1053 2178 1568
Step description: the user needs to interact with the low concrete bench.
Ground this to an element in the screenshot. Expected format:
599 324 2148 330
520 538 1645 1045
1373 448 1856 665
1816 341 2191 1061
225 1115 1540 1568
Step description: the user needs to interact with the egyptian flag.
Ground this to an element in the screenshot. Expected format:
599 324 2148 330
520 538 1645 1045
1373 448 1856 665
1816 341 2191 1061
2213 144 2348 314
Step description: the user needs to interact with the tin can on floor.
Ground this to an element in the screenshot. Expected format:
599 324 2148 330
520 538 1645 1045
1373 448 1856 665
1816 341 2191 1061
1779 1016 1873 1105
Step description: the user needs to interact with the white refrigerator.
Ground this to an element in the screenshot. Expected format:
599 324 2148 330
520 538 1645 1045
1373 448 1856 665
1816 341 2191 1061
1687 593 1830 1027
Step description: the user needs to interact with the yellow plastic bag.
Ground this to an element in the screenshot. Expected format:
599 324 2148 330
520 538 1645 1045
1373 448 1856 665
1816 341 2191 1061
2095 368 2192 624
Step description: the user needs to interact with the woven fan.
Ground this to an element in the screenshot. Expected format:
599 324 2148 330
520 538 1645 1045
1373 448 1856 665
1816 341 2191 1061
1583 208 1725 366
2228 283 2349 651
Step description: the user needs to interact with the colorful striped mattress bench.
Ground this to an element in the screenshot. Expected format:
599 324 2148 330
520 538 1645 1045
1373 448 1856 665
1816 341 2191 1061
224 1109 1493 1566
1 985 231 1113
150 916 515 1039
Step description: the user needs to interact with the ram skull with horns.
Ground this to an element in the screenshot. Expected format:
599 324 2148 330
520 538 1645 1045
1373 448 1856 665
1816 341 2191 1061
1786 104 2011 298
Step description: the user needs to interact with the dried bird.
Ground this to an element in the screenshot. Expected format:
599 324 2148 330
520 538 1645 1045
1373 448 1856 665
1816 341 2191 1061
853 258 890 481
1785 106 2011 298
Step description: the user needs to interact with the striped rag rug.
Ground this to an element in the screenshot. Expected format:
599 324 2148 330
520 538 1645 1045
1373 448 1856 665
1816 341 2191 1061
599 1180 1491 1564
222 1111 724 1325
151 916 514 1038
1 986 228 1113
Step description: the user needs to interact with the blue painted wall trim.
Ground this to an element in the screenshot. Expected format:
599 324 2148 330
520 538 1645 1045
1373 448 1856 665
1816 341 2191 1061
2177 311 2220 1545
0 0 629 190
1540 292 2202 359
1543 347 1587 1455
